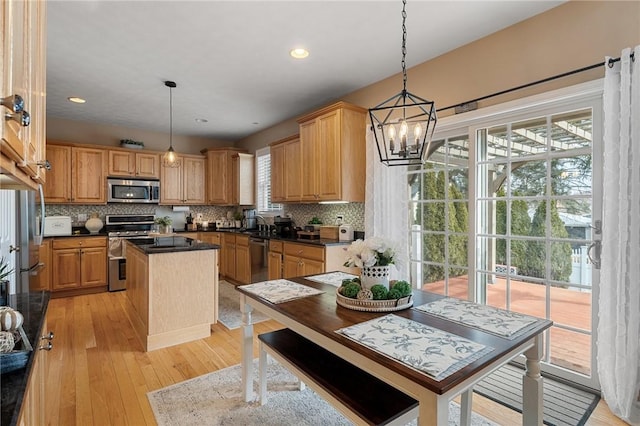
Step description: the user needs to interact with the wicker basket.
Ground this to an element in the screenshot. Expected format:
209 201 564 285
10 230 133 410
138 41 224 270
335 289 413 312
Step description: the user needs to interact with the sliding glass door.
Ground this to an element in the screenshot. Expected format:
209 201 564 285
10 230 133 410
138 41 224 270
409 93 602 389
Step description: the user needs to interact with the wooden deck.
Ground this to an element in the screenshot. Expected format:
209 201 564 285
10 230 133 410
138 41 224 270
422 276 593 376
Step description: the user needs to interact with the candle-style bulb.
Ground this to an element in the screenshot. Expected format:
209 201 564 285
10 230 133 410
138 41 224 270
399 120 408 151
388 125 396 152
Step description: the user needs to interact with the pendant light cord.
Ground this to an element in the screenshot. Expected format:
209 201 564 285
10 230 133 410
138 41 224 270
169 85 173 149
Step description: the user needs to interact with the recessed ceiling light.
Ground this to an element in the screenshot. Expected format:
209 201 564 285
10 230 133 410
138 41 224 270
195 118 208 123
290 48 309 59
67 97 86 104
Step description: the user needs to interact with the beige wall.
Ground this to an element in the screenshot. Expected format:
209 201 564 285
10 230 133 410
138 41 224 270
46 117 233 155
237 0 640 153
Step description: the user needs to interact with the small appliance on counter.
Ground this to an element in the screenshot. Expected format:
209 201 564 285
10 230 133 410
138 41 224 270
274 216 296 238
339 224 354 241
243 208 257 230
44 216 72 236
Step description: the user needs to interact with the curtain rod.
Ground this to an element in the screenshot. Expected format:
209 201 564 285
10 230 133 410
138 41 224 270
437 53 635 113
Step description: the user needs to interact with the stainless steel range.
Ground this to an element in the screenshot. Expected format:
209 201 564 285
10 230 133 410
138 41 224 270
106 214 155 291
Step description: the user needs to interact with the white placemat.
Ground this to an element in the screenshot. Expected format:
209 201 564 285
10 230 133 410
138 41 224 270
239 279 324 304
336 314 494 381
305 271 358 287
413 297 542 339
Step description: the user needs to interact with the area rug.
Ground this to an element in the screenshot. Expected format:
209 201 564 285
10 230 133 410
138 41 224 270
218 280 269 330
148 359 498 426
473 363 600 426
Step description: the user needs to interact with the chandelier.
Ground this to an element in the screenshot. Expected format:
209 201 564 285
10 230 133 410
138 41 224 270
368 0 437 167
162 80 180 168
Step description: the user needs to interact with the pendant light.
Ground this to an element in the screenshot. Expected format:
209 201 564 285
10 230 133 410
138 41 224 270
368 0 437 167
162 80 180 168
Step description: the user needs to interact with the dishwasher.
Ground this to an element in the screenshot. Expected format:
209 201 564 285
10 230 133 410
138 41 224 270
249 237 269 283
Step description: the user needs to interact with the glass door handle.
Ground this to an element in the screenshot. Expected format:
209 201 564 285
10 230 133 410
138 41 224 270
587 240 601 270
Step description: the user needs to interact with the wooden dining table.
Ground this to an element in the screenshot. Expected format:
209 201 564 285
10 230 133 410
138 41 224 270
237 275 553 426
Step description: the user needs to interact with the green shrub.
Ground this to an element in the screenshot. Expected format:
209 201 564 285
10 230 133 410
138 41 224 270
370 285 388 300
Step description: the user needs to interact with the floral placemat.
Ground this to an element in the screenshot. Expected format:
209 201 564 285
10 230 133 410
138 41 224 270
238 279 324 304
336 314 493 381
413 298 542 339
305 272 358 287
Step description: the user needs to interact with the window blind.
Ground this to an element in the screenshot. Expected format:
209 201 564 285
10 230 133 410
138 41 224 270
256 147 282 213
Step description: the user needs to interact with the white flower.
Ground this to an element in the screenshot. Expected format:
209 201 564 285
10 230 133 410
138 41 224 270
343 236 396 268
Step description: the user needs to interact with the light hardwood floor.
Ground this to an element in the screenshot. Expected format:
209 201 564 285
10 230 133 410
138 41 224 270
44 291 628 425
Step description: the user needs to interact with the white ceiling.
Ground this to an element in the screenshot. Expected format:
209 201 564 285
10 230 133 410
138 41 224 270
46 0 564 142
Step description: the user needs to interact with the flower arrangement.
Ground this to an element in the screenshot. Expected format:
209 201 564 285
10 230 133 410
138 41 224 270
154 216 172 226
343 237 395 268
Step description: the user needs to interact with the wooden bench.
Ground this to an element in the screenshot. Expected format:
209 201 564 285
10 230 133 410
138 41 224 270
258 328 419 426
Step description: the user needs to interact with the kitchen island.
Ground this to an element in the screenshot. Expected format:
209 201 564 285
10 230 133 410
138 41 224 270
124 237 219 351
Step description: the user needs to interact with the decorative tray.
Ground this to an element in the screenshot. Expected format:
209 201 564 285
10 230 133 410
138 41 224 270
335 289 413 312
0 326 33 374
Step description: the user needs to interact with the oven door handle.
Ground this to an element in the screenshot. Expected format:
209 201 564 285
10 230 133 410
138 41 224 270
108 256 126 261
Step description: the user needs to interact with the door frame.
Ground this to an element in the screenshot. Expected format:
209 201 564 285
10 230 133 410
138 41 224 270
430 79 603 390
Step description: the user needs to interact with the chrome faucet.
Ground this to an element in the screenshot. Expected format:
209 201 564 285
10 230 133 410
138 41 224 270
255 215 269 232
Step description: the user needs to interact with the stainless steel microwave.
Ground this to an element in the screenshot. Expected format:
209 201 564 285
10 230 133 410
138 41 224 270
107 178 160 203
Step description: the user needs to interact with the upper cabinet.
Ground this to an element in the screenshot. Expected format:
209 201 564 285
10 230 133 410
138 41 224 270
0 0 47 189
43 143 107 204
108 150 160 179
296 101 366 203
270 135 301 203
160 154 206 205
202 148 254 206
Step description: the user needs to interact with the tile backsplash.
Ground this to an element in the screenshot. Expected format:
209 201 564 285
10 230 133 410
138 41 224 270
42 202 365 232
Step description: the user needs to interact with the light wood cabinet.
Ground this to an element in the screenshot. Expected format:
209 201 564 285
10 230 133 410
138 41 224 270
231 153 255 205
42 144 107 204
41 144 71 202
125 243 149 326
1 0 47 190
267 240 283 280
17 314 48 426
72 147 107 203
283 242 325 278
51 237 107 290
220 233 250 284
30 238 51 291
108 150 160 179
202 148 253 206
198 232 222 273
270 135 301 202
296 101 366 202
160 154 206 205
235 235 251 284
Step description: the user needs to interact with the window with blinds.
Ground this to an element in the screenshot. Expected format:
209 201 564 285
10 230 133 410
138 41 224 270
256 147 282 214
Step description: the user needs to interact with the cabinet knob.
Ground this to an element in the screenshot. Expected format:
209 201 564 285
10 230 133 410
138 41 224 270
5 110 30 126
38 341 53 351
1 94 25 113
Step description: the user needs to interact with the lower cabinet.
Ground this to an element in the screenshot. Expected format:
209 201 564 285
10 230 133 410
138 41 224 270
18 315 50 426
267 240 283 280
198 232 222 273
221 234 250 284
283 242 325 278
30 239 51 291
51 237 107 292
235 237 250 284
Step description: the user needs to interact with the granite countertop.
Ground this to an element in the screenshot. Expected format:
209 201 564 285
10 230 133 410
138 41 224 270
127 236 220 255
174 229 351 247
1 291 50 426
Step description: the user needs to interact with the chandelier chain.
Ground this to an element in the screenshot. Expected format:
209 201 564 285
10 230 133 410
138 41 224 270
401 0 407 94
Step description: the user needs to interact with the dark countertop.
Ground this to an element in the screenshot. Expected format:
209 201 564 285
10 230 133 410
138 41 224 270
127 236 220 255
174 229 351 247
1 291 50 426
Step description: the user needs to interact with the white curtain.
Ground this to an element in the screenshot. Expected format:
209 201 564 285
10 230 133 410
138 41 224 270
364 129 409 280
598 45 640 426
